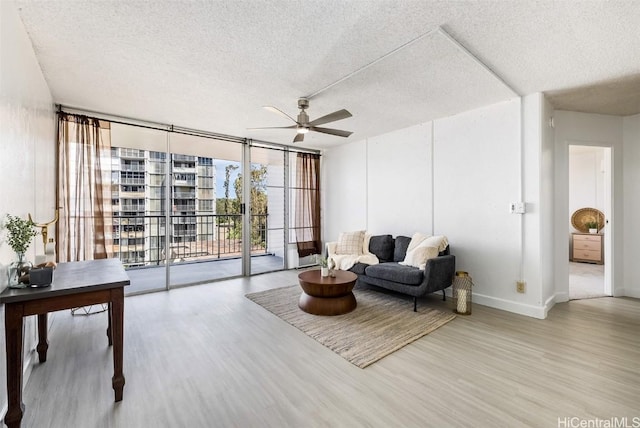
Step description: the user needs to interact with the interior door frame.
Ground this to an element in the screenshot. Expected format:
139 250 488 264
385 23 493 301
567 143 613 297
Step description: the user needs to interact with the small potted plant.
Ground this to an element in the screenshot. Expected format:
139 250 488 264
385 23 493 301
3 214 38 287
585 221 599 234
316 254 329 277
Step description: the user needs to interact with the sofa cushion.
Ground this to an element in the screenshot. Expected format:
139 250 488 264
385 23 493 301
365 263 424 286
368 235 394 262
335 230 365 255
393 236 412 262
348 262 368 275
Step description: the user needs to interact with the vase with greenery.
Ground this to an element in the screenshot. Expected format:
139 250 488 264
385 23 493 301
585 221 599 234
4 214 38 287
316 254 329 277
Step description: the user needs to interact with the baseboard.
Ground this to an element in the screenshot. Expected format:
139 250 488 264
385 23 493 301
23 348 36 394
542 294 559 318
619 288 640 298
554 291 569 303
1 313 53 415
471 293 548 319
1 348 36 419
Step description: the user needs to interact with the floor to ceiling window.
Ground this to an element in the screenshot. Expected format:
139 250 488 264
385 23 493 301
109 123 169 293
250 145 286 275
166 133 244 289
57 111 320 295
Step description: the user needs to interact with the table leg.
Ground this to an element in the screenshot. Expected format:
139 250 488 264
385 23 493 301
110 288 125 402
36 314 49 363
4 304 25 428
106 302 112 346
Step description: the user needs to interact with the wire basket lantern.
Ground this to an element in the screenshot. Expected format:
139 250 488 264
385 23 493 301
453 271 473 315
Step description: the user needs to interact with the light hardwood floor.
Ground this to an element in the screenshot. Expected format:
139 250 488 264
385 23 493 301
19 270 640 427
569 261 605 299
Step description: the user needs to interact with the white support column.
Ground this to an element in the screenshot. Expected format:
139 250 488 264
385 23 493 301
242 141 252 276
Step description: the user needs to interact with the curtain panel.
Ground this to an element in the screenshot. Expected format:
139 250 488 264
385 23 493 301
294 153 321 257
57 113 113 262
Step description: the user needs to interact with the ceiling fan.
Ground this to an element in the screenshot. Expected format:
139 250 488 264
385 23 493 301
249 98 353 143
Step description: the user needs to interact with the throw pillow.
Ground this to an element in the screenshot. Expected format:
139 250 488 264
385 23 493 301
406 232 431 253
400 246 439 270
417 235 449 252
335 230 365 255
393 236 412 262
368 235 394 262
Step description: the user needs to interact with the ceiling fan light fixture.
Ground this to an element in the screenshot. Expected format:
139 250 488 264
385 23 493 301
253 99 352 142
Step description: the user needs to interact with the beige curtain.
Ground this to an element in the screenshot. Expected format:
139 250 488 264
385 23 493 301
295 153 321 257
57 113 113 261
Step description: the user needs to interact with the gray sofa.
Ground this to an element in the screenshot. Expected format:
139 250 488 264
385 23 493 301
341 235 456 312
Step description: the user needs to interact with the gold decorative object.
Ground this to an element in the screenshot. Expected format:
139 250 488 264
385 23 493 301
570 208 604 233
28 208 59 247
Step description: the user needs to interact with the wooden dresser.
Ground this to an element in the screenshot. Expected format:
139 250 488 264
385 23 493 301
571 233 603 264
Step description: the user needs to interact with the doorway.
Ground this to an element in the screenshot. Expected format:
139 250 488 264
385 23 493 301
568 145 612 299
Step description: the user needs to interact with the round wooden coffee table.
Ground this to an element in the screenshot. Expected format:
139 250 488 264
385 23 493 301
298 269 358 316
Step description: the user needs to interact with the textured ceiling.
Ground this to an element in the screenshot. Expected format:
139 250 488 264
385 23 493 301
13 0 640 150
546 74 640 117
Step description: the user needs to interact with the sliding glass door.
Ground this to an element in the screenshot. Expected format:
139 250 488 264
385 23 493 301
167 133 243 288
110 124 169 294
102 121 298 295
249 146 286 274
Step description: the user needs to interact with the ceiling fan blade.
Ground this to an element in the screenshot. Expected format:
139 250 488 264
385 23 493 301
310 126 353 138
308 109 352 127
247 125 296 130
263 106 297 123
293 133 305 143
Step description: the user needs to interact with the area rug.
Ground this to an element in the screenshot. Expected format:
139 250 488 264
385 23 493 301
246 285 456 368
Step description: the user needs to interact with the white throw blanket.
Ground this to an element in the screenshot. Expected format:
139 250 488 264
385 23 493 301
330 253 379 271
327 237 379 271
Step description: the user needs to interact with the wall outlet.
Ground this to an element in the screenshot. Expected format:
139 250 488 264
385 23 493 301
509 202 526 214
516 281 526 293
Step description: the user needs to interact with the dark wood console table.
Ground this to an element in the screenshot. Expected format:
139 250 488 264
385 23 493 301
0 258 130 428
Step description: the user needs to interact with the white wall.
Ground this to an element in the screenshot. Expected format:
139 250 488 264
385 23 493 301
322 121 434 240
622 114 640 298
322 93 640 318
434 98 540 314
323 97 554 318
569 146 606 222
367 124 433 236
521 93 553 314
0 0 56 409
322 140 368 243
553 111 624 301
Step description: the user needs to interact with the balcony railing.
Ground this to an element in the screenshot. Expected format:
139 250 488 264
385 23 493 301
118 148 145 159
121 205 145 212
173 204 196 211
110 214 268 268
172 216 197 224
174 180 196 186
173 191 196 198
121 164 145 172
120 178 145 185
172 155 195 161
